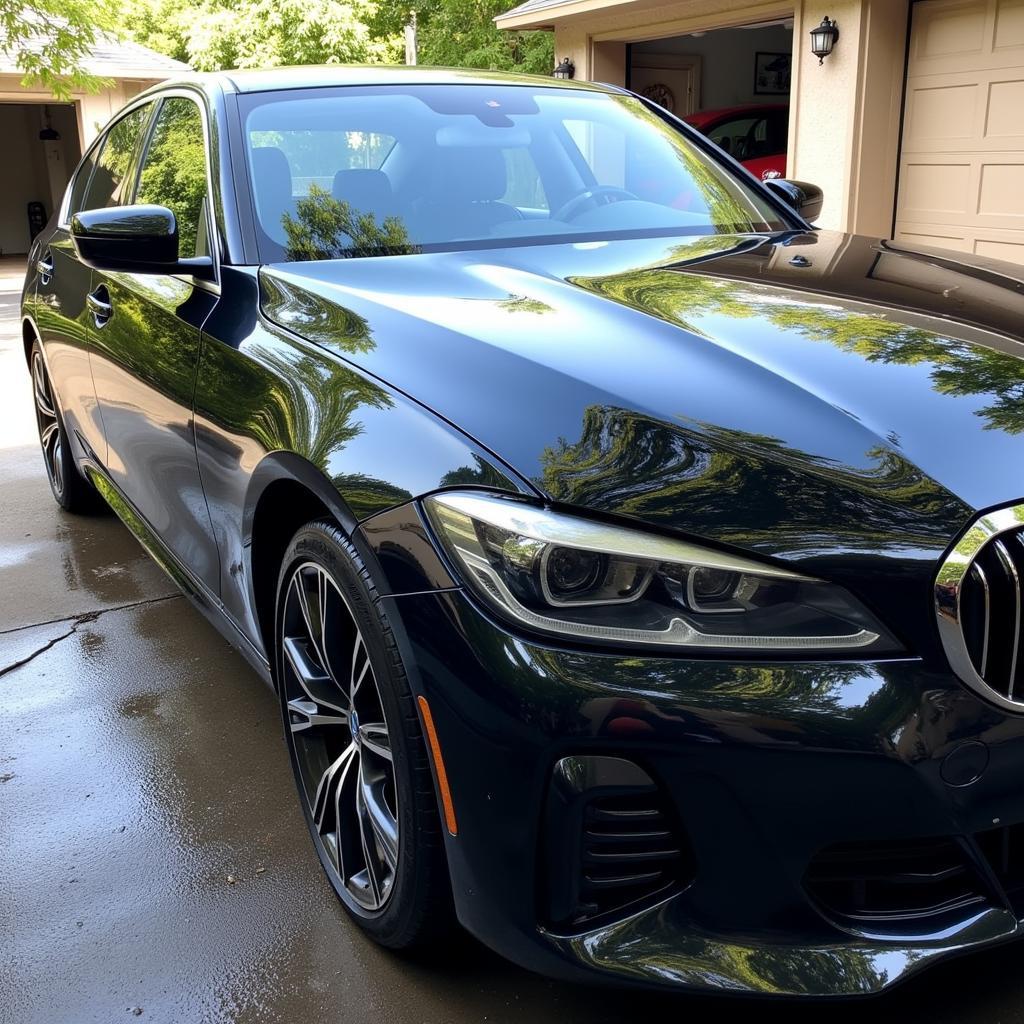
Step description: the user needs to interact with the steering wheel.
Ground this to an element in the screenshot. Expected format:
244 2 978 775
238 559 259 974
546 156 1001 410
553 186 638 222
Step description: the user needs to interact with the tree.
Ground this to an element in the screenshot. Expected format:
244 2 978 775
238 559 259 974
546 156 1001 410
368 0 553 74
1 0 117 98
123 0 401 71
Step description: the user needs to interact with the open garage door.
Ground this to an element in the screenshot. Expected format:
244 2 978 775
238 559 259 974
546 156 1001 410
895 0 1024 264
628 19 793 182
0 103 80 255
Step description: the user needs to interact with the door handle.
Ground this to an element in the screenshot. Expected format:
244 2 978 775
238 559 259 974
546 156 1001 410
87 287 112 326
36 250 53 283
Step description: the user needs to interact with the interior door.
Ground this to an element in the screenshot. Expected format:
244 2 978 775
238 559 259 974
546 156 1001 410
629 55 702 116
87 94 221 592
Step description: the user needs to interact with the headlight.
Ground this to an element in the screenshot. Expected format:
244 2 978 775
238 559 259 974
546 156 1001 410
424 491 895 653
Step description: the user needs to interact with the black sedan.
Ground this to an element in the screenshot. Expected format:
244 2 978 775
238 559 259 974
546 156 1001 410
22 66 1024 998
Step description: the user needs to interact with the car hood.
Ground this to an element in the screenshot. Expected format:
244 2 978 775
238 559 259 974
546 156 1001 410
259 230 1024 581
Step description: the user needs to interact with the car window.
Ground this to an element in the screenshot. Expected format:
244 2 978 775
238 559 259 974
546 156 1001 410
135 97 210 260
706 116 764 160
241 85 787 262
79 105 152 213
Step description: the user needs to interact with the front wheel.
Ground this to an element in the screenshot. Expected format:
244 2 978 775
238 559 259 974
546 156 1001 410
275 520 453 948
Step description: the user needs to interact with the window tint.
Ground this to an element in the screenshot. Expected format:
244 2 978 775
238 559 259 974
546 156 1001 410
80 105 151 212
136 97 210 260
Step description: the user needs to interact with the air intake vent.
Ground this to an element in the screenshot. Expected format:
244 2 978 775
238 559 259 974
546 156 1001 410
805 837 989 931
936 504 1024 711
542 756 694 930
975 821 1024 916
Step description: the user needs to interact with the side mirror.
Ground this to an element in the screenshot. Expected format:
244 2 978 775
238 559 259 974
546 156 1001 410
70 205 214 280
763 179 824 224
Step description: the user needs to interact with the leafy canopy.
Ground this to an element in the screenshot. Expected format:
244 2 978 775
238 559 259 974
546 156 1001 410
1 0 117 98
124 0 553 74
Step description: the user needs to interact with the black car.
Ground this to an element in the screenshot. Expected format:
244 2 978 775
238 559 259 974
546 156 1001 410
22 66 1024 998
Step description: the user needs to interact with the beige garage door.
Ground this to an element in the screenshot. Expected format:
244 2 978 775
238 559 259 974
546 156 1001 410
895 0 1024 264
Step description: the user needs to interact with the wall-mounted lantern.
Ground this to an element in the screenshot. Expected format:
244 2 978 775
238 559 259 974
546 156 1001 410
552 57 575 80
810 17 839 64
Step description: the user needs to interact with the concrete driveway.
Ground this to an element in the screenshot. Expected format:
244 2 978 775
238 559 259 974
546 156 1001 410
4 258 1024 1024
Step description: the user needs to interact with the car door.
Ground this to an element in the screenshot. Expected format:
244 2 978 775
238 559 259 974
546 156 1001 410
87 93 221 592
33 103 152 465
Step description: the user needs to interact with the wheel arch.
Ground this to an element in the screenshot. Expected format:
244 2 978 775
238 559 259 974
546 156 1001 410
22 315 40 365
244 451 362 684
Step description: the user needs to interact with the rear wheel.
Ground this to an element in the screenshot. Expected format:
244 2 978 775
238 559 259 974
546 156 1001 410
275 520 453 948
30 342 102 514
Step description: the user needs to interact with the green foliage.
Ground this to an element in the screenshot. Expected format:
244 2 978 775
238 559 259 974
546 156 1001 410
123 0 401 72
369 0 553 74
1 0 117 98
124 0 553 75
282 184 415 260
135 97 209 257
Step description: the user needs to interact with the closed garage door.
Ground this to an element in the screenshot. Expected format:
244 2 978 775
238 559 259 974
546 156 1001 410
895 0 1024 264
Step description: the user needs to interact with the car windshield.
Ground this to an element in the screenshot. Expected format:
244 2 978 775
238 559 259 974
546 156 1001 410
240 83 788 262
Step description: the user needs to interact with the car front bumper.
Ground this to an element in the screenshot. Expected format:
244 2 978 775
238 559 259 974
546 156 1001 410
384 586 1024 998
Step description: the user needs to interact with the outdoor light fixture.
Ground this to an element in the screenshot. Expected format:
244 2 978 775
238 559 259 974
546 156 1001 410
553 57 575 79
810 16 839 63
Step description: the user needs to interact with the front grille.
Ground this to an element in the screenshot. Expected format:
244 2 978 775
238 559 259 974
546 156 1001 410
936 505 1024 710
805 837 989 929
976 821 1024 915
542 755 694 930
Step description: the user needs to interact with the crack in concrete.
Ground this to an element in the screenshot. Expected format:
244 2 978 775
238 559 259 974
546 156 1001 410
0 594 184 678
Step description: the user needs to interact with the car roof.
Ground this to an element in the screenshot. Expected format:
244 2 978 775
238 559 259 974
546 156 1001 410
685 103 789 127
143 64 618 97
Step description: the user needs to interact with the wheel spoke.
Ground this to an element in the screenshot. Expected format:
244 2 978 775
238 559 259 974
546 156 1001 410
283 636 348 716
358 721 392 762
286 696 349 734
356 777 384 904
360 761 399 873
312 742 357 841
40 420 58 452
33 358 56 418
292 567 332 676
350 630 370 704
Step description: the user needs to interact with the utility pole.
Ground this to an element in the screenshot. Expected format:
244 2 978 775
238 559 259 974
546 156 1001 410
404 10 417 65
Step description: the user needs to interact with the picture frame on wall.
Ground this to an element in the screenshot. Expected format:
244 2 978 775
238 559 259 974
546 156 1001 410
754 52 791 96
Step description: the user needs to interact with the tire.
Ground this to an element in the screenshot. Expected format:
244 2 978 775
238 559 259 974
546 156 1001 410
275 519 454 948
29 341 104 514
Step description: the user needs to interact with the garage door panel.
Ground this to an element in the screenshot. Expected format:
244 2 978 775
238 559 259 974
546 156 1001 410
896 0 1024 264
913 0 989 60
979 163 1024 217
905 84 979 144
986 79 1024 137
994 0 1024 48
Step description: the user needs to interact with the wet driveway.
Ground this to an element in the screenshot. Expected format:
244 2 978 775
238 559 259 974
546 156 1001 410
5 258 1024 1023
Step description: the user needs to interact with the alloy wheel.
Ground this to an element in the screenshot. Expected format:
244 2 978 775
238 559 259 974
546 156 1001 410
280 561 399 911
32 350 63 497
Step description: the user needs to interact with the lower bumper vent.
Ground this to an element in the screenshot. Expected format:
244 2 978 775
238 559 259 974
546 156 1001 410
542 756 694 930
804 836 989 931
976 821 1024 915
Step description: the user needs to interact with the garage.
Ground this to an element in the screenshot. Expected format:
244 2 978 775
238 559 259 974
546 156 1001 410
627 19 794 180
895 0 1024 262
0 103 80 255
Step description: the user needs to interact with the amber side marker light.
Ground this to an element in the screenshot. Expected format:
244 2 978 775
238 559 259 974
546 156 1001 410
417 695 458 836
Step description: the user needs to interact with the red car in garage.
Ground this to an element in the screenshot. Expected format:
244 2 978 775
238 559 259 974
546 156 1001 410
685 104 789 181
